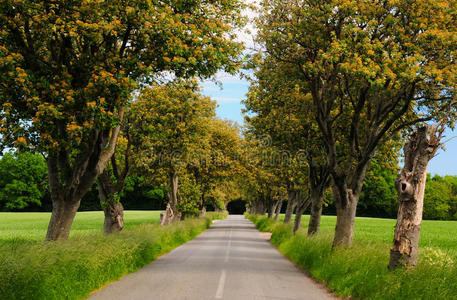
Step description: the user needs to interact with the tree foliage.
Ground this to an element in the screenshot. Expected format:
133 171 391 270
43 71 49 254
0 151 47 211
255 0 457 247
0 0 245 239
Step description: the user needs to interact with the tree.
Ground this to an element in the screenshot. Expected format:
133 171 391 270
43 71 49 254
97 133 131 234
256 0 457 247
187 118 243 216
423 175 453 220
389 124 445 269
0 151 47 211
132 80 216 224
0 0 245 240
244 54 329 234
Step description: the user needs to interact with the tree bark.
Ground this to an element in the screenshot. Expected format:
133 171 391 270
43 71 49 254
293 193 311 233
284 189 297 223
199 192 206 217
307 161 329 235
45 196 80 241
330 163 367 248
274 197 284 221
308 199 323 235
267 198 277 219
102 201 124 234
251 200 266 215
97 138 131 234
389 125 441 269
333 192 358 247
160 171 181 225
98 175 125 234
308 188 325 235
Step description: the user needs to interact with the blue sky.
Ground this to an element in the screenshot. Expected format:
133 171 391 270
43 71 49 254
201 74 457 176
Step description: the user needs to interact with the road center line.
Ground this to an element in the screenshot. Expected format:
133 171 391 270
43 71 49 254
224 228 232 262
215 269 227 299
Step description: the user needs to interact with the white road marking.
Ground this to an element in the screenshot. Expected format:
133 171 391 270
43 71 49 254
224 228 232 263
215 269 227 299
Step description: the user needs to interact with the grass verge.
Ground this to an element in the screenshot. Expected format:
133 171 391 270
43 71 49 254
0 211 227 300
246 214 457 300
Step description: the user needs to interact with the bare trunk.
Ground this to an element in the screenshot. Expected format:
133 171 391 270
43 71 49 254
98 180 124 234
199 206 207 217
332 181 359 248
293 195 311 233
284 190 297 223
330 160 368 248
389 126 440 269
267 199 277 219
308 189 325 235
252 200 266 215
46 196 80 241
293 207 304 233
103 202 124 234
160 171 181 225
199 192 206 217
333 198 358 247
274 198 284 221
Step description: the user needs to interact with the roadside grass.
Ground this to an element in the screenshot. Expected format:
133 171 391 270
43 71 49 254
247 214 457 300
0 211 162 243
0 211 227 300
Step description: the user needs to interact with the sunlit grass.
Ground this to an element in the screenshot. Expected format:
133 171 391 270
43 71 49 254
0 210 162 243
248 214 457 300
275 214 457 250
0 211 227 299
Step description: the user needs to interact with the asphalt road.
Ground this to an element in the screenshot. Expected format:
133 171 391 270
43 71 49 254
89 215 335 300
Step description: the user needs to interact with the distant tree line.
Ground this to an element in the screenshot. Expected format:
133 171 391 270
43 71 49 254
0 151 166 212
2 150 457 221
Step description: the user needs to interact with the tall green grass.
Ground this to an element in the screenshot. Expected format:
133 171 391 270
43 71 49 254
0 211 226 300
247 214 457 299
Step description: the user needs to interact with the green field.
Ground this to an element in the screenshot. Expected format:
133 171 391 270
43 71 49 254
249 214 457 299
278 214 457 251
0 211 226 299
0 210 162 243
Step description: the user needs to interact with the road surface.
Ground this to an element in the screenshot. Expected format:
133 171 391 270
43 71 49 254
89 215 335 300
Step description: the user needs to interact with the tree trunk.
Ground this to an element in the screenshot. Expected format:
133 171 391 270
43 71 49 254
293 195 311 233
103 202 124 234
45 196 80 241
331 175 360 247
308 189 325 235
253 200 266 215
267 199 277 219
274 198 284 221
199 206 207 217
330 160 368 248
284 190 297 223
389 126 441 269
98 179 124 234
199 192 206 217
333 196 358 247
160 171 181 225
45 109 125 241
